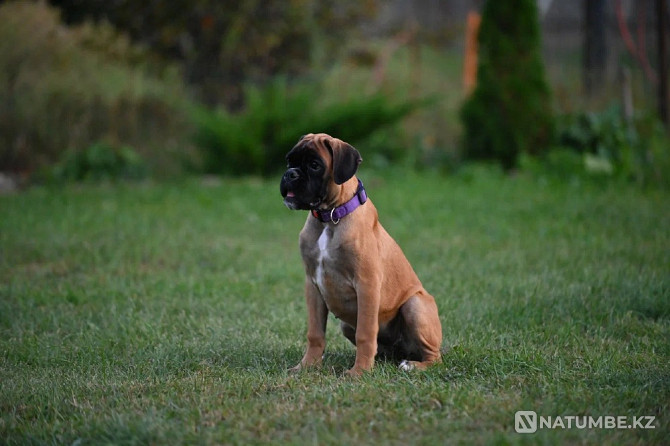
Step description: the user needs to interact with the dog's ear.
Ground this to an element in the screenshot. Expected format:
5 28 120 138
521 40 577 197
324 137 362 185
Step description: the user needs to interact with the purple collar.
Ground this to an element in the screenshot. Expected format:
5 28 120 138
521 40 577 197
311 180 367 224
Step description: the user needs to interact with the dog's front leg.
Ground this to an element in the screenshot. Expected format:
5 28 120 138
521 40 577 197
346 276 381 377
291 280 328 372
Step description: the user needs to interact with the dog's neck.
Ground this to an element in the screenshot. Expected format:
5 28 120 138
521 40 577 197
320 176 360 210
311 177 367 224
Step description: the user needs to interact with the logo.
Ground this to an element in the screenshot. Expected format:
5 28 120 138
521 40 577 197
514 411 656 434
515 411 537 433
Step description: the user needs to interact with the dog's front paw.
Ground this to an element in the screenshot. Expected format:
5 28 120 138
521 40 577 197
288 364 303 374
344 365 370 378
344 368 363 378
289 354 325 374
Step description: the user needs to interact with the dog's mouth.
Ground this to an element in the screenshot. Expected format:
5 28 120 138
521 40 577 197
281 186 322 210
283 191 301 210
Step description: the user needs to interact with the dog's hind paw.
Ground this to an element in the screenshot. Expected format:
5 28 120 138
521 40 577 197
399 360 415 371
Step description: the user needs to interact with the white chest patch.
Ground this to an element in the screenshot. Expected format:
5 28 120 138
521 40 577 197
313 227 330 294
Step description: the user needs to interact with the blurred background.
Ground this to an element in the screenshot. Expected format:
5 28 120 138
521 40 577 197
0 0 668 188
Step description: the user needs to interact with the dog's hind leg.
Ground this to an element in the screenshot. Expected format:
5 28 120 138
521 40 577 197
397 292 442 371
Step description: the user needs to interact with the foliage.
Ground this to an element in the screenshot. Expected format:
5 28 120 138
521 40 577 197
320 45 467 172
48 142 148 183
0 1 193 176
525 105 670 188
50 0 378 108
519 149 593 184
1 174 668 444
191 77 428 176
557 106 636 162
459 0 554 170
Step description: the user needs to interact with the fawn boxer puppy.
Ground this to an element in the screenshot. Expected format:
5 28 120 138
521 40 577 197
280 133 442 376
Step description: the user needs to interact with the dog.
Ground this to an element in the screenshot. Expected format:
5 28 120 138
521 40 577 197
280 133 442 376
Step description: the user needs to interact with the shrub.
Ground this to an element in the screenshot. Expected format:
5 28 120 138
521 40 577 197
552 106 670 188
0 1 193 177
556 106 635 167
51 0 377 109
49 142 148 182
191 77 427 176
460 0 554 170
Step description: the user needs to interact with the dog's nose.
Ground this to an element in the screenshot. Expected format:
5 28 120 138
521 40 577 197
284 168 299 181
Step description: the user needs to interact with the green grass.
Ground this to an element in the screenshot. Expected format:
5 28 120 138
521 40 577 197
1 169 668 444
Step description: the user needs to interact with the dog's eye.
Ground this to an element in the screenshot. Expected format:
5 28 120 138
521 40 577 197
308 160 321 171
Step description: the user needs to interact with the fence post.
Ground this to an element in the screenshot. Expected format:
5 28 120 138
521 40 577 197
463 11 481 95
657 0 669 127
584 0 607 96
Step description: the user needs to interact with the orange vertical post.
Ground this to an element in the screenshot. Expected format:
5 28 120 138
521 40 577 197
463 11 482 95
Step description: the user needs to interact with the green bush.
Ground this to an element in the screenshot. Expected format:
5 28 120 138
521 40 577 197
557 106 635 161
518 105 670 189
519 148 598 184
51 0 377 109
460 0 554 170
553 106 670 188
191 77 427 176
49 142 148 182
0 1 193 177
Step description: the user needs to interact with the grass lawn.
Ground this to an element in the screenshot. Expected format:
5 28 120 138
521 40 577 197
1 168 668 444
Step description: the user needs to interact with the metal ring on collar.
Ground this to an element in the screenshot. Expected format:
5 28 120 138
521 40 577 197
330 208 340 225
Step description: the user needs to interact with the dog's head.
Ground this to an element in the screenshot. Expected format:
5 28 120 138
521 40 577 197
280 133 362 210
